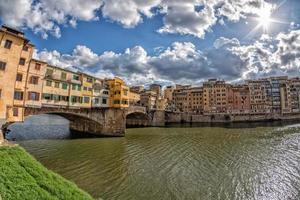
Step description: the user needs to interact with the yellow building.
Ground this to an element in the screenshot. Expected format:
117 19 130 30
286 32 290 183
0 25 34 122
80 73 93 108
107 77 129 108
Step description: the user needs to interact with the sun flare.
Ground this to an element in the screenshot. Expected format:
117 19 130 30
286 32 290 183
258 9 272 29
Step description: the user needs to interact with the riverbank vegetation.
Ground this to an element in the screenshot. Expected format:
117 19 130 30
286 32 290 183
0 146 93 200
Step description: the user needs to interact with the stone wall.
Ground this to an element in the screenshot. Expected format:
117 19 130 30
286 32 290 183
165 112 300 124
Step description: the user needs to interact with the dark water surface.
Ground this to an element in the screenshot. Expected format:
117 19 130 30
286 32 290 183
7 115 300 200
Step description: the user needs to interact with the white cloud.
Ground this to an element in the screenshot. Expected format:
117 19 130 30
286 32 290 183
102 0 161 28
0 0 275 39
0 0 102 38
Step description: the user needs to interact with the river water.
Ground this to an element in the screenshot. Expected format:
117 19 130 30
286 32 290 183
7 114 300 200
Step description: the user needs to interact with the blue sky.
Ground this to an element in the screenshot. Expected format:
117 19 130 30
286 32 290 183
1 0 300 85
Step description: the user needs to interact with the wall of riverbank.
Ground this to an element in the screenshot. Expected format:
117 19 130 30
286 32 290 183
0 146 93 200
165 112 300 124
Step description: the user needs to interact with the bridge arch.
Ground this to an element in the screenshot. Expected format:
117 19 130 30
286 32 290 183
125 111 150 127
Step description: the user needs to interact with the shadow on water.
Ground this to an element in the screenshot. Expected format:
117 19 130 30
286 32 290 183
5 114 106 141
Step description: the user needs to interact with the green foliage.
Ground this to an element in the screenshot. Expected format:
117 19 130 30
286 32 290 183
0 146 93 200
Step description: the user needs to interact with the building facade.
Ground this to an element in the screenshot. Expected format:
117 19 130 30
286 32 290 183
107 77 129 108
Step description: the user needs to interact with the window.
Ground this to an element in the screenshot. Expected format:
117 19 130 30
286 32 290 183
23 45 29 51
35 63 41 70
83 97 90 103
0 61 6 71
16 73 23 81
13 107 18 117
88 87 93 92
46 80 52 87
72 84 76 90
46 69 53 76
0 89 2 98
42 93 52 100
61 72 67 80
4 40 12 49
14 91 23 100
77 85 81 91
114 100 120 104
55 82 60 88
19 58 26 66
94 98 100 104
53 95 59 102
73 75 80 80
87 77 93 83
102 98 107 104
103 91 109 95
62 83 68 90
61 96 69 102
28 92 40 101
83 87 88 91
29 76 39 85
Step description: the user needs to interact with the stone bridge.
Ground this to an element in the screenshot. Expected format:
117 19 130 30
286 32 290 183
1 106 166 138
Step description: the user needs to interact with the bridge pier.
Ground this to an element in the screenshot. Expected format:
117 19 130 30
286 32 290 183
150 110 166 127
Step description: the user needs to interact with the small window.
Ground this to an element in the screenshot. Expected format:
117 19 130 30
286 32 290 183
46 69 53 76
55 82 60 88
28 92 40 101
77 85 81 91
83 97 90 103
14 91 23 100
72 84 76 90
42 93 52 100
62 83 68 90
23 45 29 51
61 72 67 80
0 61 6 71
19 58 26 66
102 98 107 104
29 76 39 85
35 63 41 70
87 77 93 83
46 80 52 87
13 107 18 117
73 75 80 80
4 40 12 49
16 73 23 81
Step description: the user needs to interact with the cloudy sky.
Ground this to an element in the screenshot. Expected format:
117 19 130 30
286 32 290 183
0 0 300 86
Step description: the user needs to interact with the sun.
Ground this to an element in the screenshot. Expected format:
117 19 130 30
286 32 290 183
256 4 274 32
258 9 272 29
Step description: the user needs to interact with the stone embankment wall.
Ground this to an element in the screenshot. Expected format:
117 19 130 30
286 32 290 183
165 112 300 124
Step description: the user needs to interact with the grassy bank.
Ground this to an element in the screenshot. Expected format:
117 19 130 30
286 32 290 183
0 146 93 200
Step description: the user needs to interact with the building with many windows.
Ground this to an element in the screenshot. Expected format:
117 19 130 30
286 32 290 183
107 77 129 108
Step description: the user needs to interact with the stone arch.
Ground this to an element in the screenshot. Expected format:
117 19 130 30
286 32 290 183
125 112 150 127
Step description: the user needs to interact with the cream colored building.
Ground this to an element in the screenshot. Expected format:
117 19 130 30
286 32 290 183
92 78 109 108
128 91 141 106
0 25 34 123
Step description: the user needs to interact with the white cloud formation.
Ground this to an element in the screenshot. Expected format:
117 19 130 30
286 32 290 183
0 0 274 39
0 0 102 38
33 29 300 85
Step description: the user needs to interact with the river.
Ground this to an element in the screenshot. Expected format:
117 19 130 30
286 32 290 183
6 114 300 200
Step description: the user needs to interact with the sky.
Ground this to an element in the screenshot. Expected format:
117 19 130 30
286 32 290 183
0 0 300 86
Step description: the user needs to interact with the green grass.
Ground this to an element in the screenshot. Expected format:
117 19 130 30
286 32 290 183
0 146 94 200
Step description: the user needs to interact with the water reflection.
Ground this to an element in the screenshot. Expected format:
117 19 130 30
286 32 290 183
8 115 300 200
